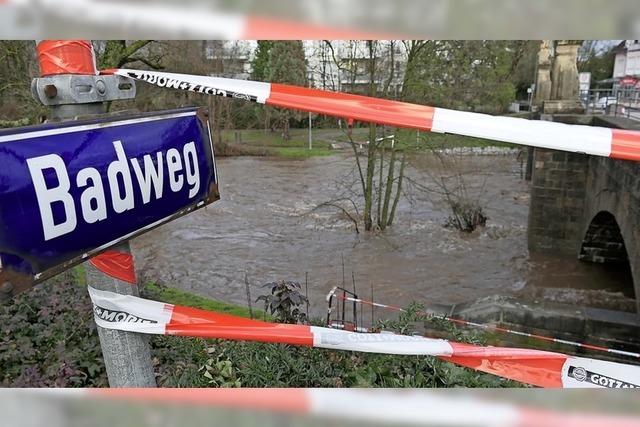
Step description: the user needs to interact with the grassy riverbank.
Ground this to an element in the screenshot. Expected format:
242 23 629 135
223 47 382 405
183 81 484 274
216 128 346 158
215 127 518 159
0 265 521 388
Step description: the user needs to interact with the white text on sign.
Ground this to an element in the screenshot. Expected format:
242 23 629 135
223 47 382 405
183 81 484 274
26 140 200 241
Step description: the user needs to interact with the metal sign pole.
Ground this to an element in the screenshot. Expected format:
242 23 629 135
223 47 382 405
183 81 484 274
85 246 156 387
31 40 156 387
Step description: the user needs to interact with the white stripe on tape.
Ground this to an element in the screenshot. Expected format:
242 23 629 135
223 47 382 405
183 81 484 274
35 0 247 39
88 287 172 334
308 389 519 426
116 69 271 104
432 108 613 157
310 326 454 355
561 356 640 389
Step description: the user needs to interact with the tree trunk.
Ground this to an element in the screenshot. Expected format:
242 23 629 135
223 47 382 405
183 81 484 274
387 151 406 227
282 116 290 140
363 41 377 232
380 143 396 228
376 141 384 227
364 123 376 231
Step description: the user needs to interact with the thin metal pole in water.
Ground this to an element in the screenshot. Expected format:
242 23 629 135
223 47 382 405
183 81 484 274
352 271 357 328
245 270 254 320
370 281 374 327
305 271 309 319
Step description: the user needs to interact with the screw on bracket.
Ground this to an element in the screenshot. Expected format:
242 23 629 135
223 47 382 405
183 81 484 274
43 84 57 99
96 79 106 95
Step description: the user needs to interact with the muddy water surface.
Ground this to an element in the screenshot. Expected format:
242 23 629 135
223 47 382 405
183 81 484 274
132 152 634 318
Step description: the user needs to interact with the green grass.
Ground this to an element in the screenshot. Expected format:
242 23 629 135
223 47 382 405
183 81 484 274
219 127 517 158
72 265 88 286
142 282 261 319
395 128 517 150
218 127 370 158
72 264 258 319
271 146 333 158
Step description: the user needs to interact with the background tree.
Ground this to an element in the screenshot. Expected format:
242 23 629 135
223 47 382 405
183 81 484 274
0 41 45 125
268 41 308 140
250 41 275 133
323 41 406 232
401 41 523 113
399 40 533 233
578 40 617 84
95 40 163 70
250 40 274 81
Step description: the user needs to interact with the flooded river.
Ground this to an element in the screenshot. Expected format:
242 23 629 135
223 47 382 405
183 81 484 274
132 152 635 318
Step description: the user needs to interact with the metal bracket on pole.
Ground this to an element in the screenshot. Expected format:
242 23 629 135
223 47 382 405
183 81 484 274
31 73 136 120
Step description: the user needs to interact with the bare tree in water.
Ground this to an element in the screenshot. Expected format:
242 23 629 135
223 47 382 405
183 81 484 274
319 40 407 233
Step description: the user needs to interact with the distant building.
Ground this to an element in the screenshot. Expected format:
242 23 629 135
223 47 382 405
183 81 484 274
202 41 256 80
303 41 341 90
612 40 640 88
200 40 407 96
304 41 406 96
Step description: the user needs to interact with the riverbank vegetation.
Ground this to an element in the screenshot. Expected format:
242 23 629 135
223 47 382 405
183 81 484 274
0 267 520 388
214 128 348 158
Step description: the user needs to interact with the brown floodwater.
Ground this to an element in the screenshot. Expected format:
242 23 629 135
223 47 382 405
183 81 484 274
131 152 636 318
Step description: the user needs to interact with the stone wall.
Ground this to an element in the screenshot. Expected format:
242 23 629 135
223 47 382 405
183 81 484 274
527 149 589 254
527 116 640 300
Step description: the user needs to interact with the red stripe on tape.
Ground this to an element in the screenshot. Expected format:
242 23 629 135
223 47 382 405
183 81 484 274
518 407 640 427
267 84 434 131
244 17 395 40
611 129 640 161
92 388 312 413
167 305 314 346
89 251 137 284
442 342 566 388
37 40 97 76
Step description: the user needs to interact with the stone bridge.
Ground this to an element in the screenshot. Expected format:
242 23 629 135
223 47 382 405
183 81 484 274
528 115 640 305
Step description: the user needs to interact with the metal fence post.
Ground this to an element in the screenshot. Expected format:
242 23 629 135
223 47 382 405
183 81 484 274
31 40 156 387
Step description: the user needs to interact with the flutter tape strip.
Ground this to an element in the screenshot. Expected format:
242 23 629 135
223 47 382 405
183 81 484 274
89 251 137 284
84 388 640 426
336 293 640 359
37 40 97 76
88 287 640 389
103 68 640 162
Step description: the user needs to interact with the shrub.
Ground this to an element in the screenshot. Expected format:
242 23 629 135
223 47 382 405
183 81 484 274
444 200 488 232
256 280 308 324
0 271 107 387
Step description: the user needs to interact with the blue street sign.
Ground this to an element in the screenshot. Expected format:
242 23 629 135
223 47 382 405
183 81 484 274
0 107 219 295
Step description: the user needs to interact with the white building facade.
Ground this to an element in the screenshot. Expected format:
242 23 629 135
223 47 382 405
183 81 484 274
613 40 640 80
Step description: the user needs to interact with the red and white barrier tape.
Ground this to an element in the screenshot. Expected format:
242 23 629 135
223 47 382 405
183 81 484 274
334 293 640 359
14 0 395 39
21 388 640 426
36 40 97 76
104 69 640 162
83 389 640 426
89 250 137 284
88 286 640 389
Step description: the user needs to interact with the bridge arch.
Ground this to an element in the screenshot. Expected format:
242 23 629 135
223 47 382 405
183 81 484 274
579 210 635 298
